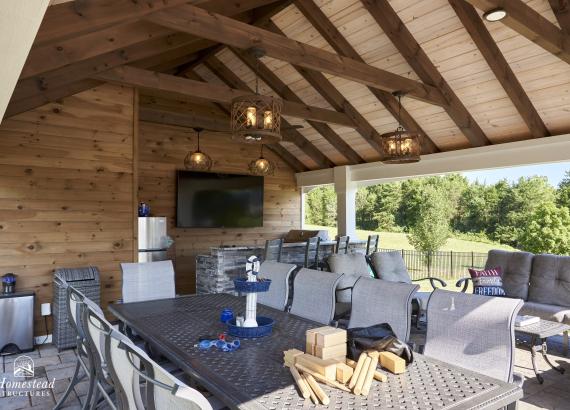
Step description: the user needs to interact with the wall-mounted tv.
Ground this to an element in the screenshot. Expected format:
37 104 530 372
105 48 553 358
176 171 264 228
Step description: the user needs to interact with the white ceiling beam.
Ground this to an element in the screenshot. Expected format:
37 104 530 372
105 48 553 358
296 133 570 187
0 0 50 123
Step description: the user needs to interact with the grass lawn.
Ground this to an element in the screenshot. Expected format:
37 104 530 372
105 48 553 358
305 224 515 253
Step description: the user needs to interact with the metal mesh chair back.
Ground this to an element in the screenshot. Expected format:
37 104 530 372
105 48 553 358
120 260 175 303
264 238 284 262
348 277 419 342
335 236 350 254
424 289 523 382
290 268 343 325
366 235 379 256
303 237 321 268
257 261 297 310
109 330 212 410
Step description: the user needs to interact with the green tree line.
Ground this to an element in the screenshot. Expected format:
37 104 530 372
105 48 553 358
305 170 570 255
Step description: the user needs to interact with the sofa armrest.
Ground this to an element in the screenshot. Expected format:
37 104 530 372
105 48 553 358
455 277 472 293
412 277 447 290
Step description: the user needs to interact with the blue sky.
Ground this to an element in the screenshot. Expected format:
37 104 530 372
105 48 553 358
461 162 570 187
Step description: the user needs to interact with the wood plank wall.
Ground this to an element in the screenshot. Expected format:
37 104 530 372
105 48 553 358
0 84 137 335
138 121 301 294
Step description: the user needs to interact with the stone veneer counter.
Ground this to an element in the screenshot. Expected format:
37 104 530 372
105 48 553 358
196 240 366 294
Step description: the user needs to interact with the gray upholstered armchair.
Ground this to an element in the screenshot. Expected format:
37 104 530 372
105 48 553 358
327 253 372 317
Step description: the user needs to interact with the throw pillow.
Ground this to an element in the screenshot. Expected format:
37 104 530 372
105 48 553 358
468 266 506 296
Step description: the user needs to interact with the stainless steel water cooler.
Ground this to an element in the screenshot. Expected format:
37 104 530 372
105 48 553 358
138 217 174 262
0 292 34 353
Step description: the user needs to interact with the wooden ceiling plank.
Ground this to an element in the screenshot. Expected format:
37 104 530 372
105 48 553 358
450 0 549 139
144 4 448 105
466 0 570 64
548 0 570 34
361 0 491 148
264 143 309 172
200 56 335 168
292 0 439 155
224 51 365 164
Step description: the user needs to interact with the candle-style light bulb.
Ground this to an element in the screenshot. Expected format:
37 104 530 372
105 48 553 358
246 107 257 128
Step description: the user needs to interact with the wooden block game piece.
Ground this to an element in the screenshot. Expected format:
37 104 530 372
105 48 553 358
315 327 347 347
346 358 387 382
302 373 319 405
303 373 330 406
336 362 354 384
295 363 351 392
295 354 337 381
315 343 347 360
283 348 304 368
305 341 315 356
353 356 371 395
348 353 367 389
289 366 310 399
379 351 405 374
361 352 379 396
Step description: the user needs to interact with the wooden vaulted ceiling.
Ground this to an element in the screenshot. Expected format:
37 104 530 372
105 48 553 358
6 0 570 172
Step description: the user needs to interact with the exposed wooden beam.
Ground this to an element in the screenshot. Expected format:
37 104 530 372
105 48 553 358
549 0 570 34
139 104 229 132
466 0 570 64
94 66 357 128
144 5 448 105
450 0 549 139
293 0 439 154
36 0 282 47
361 0 491 147
199 57 335 168
217 52 365 164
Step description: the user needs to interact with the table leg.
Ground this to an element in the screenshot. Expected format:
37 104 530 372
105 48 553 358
540 338 565 375
530 336 544 384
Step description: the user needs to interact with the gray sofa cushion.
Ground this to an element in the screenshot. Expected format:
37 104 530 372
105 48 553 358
528 254 570 307
370 251 412 283
519 301 570 325
485 250 533 300
327 253 371 304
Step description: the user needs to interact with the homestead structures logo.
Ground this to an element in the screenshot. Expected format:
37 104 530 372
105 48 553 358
0 356 55 398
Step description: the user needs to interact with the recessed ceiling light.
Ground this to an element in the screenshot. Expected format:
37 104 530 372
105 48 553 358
483 8 507 22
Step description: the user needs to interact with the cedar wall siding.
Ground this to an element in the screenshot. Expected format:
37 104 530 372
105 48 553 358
0 84 137 335
138 121 301 295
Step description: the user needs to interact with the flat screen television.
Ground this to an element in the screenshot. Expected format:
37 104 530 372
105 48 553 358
176 171 264 228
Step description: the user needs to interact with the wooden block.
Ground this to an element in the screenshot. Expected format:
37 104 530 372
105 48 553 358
361 352 379 396
284 348 304 368
303 373 330 405
315 327 347 347
353 356 371 395
302 373 319 405
296 364 351 392
295 354 337 381
379 352 405 374
290 366 311 399
336 362 354 384
305 341 315 355
348 353 368 389
315 343 346 360
346 358 387 382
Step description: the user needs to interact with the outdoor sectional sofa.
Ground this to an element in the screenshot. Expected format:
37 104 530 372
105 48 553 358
457 249 570 352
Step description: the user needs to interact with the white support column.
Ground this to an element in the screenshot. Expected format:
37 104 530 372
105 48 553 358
334 166 356 238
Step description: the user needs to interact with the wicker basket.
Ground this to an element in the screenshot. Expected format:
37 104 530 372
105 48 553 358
52 267 100 351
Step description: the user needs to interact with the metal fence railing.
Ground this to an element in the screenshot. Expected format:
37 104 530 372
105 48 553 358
379 248 488 283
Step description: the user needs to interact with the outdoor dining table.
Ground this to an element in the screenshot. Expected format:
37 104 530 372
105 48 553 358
109 293 523 410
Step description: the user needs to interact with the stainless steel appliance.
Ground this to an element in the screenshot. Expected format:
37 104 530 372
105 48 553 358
138 217 173 262
0 291 34 354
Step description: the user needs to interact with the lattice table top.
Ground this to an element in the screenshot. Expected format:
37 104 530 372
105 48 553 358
110 294 522 410
515 318 570 339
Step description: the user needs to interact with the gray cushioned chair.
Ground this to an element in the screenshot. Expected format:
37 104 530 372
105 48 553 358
289 268 343 325
257 261 297 311
264 238 283 262
457 249 534 297
327 253 372 317
424 289 523 384
348 277 419 342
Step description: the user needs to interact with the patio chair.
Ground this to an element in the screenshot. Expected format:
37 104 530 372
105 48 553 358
369 251 447 326
327 253 372 317
257 261 297 311
263 238 283 262
366 234 379 256
303 237 321 269
424 289 523 384
348 277 419 342
289 268 343 325
335 235 350 254
83 302 213 410
120 260 175 303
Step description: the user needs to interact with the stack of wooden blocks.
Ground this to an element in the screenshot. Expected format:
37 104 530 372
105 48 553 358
284 326 407 404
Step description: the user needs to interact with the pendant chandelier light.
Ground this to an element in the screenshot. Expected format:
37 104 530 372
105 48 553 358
248 145 276 176
184 127 213 171
377 92 421 164
231 47 282 144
